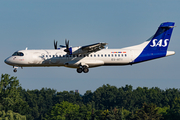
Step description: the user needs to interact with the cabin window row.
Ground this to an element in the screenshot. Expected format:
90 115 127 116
43 54 127 58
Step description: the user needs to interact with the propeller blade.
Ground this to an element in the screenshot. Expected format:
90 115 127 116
65 39 69 49
64 39 70 54
54 40 57 49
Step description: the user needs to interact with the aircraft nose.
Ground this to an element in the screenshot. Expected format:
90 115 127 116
4 57 11 65
4 58 8 64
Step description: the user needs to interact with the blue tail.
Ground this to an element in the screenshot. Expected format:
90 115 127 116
134 22 175 63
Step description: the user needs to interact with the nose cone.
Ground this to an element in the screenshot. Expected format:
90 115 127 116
4 58 9 64
4 57 12 65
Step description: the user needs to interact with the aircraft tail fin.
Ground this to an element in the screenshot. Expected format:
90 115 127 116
144 22 175 51
133 22 175 63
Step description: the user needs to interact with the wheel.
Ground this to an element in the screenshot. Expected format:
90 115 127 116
83 67 89 73
13 68 17 73
77 68 83 73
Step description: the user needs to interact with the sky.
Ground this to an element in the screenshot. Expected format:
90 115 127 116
1 0 180 95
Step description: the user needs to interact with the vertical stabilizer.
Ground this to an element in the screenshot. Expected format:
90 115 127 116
133 22 175 63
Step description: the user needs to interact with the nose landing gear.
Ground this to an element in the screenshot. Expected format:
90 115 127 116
13 68 17 73
13 66 20 73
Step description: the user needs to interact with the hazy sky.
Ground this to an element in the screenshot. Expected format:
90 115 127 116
1 0 180 94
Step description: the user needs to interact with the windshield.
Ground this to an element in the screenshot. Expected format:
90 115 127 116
12 52 24 56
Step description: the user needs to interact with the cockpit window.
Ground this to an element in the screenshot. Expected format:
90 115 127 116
12 52 24 56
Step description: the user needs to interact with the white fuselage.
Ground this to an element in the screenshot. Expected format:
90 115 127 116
4 39 175 73
5 48 133 68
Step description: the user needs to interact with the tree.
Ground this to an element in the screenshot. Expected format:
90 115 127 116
78 104 92 120
163 97 180 120
46 101 80 120
20 88 56 120
133 103 162 120
54 91 82 105
0 110 26 120
0 74 29 115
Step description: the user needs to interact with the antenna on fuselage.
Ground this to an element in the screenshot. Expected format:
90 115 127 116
25 47 28 50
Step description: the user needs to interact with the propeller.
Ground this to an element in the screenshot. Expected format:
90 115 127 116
64 39 70 54
54 40 57 49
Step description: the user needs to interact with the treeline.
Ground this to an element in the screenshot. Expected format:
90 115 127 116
1 74 180 120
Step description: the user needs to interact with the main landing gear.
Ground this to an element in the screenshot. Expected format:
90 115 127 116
77 66 89 73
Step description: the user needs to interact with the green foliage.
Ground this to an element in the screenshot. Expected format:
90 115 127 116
20 87 56 120
54 90 83 105
2 74 180 120
0 74 29 115
46 101 80 120
0 110 26 120
132 103 162 120
162 97 180 120
157 106 169 115
78 104 92 120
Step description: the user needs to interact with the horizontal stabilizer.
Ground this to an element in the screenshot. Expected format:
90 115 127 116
166 51 175 56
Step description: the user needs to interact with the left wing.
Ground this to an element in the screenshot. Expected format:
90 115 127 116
54 40 108 54
81 42 108 52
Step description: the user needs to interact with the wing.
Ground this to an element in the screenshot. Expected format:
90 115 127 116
81 42 108 52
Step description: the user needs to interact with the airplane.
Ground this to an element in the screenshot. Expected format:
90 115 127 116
4 22 175 73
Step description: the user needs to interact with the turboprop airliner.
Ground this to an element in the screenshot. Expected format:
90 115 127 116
4 22 175 73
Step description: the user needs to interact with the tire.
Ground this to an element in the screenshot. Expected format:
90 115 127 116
83 67 89 73
77 68 83 73
13 69 17 73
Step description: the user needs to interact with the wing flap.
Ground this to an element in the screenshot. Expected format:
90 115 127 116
81 42 107 52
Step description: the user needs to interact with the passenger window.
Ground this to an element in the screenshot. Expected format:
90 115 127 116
87 54 89 57
125 54 127 57
108 54 110 57
122 54 123 57
49 55 51 57
94 54 96 57
105 54 107 57
90 55 92 57
101 54 103 57
73 55 75 57
53 55 55 57
111 54 113 57
98 54 100 57
118 54 120 57
115 54 117 57
84 55 86 57
46 55 48 57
